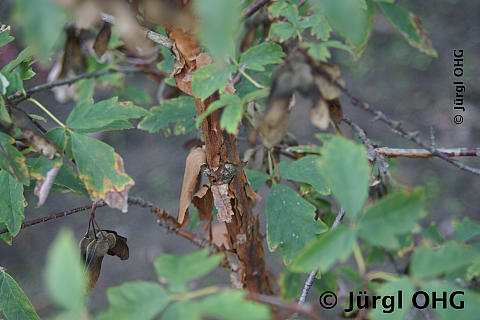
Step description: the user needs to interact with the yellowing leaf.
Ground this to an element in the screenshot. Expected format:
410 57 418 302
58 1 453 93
0 132 29 185
70 132 134 212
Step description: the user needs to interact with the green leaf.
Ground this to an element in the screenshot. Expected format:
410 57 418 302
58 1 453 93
307 12 332 40
239 43 285 71
220 102 243 135
70 132 134 211
290 225 356 272
278 155 330 195
157 47 174 73
0 223 12 244
0 24 14 47
453 218 480 243
138 96 197 135
67 97 147 131
378 2 437 57
193 0 241 59
369 277 415 320
76 120 134 133
51 164 89 198
195 290 271 320
244 169 269 191
421 281 480 320
0 97 11 124
421 222 443 244
75 78 95 104
196 94 239 126
45 127 67 154
0 132 29 185
269 22 296 41
358 188 425 248
310 0 375 56
154 249 224 292
97 281 170 320
116 86 153 105
27 156 62 180
266 184 328 263
466 259 480 281
192 62 236 100
0 170 24 237
336 266 362 284
279 270 302 300
303 42 331 62
0 270 40 320
12 0 68 61
164 290 271 320
410 242 479 278
317 136 370 219
2 48 34 75
45 230 86 311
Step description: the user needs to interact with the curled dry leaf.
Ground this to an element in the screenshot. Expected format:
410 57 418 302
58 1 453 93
192 185 214 221
256 95 293 148
314 62 345 100
84 237 109 291
102 230 129 260
102 154 133 213
93 22 112 59
34 164 61 207
23 130 60 159
310 97 330 130
178 147 207 224
211 183 234 223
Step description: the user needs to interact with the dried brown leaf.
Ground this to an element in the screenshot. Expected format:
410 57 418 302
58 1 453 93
257 96 293 148
192 185 214 221
178 147 207 224
310 98 330 130
34 165 60 207
93 22 112 59
23 130 60 159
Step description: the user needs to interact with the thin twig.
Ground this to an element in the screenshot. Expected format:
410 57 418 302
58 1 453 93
0 197 217 251
342 116 389 176
311 61 480 176
375 147 480 158
247 292 324 320
242 0 270 18
297 209 345 309
100 12 173 49
8 66 163 102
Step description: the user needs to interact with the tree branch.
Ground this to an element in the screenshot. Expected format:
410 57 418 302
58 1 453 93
100 12 173 49
0 197 216 251
242 0 270 18
8 66 163 102
311 63 480 176
375 147 480 158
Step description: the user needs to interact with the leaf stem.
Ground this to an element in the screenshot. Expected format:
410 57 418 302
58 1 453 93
27 98 65 128
365 271 397 282
353 242 366 276
238 68 267 89
170 285 220 301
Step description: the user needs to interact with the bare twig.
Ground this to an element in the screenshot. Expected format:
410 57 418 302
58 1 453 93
100 12 173 48
247 292 324 320
8 66 163 102
311 62 480 176
375 147 480 158
242 0 270 18
0 197 216 251
342 116 389 176
296 209 345 311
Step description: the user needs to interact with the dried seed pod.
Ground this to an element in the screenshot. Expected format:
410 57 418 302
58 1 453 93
85 238 109 290
93 22 112 59
310 98 330 130
102 230 129 260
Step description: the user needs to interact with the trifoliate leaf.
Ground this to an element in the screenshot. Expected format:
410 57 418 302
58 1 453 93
358 189 425 248
278 155 330 195
154 249 224 292
266 184 328 264
239 43 285 71
290 225 357 272
66 97 147 131
138 96 197 135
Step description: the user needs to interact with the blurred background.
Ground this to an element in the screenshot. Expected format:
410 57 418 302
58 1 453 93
0 0 479 317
